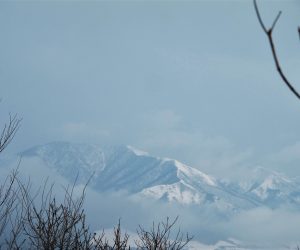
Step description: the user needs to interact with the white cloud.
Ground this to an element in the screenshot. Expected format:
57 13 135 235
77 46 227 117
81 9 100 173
222 207 300 246
263 141 300 177
135 110 253 179
62 122 110 141
142 109 182 130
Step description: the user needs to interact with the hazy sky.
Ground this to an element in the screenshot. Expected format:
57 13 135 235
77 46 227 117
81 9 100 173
1 0 300 178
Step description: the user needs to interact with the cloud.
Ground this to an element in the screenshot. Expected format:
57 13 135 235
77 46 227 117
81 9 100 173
55 110 255 180
62 122 110 142
141 109 182 130
263 141 300 177
2 158 300 247
222 207 300 246
135 110 253 179
83 193 300 247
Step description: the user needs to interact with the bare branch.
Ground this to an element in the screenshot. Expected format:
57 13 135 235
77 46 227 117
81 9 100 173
0 114 22 153
0 168 26 249
253 0 300 100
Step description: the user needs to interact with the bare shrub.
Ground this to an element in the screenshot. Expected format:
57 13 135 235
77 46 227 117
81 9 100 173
18 178 93 249
17 177 130 250
135 217 192 250
92 221 130 250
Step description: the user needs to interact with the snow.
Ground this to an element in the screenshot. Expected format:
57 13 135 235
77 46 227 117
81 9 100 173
4 141 300 250
174 160 217 187
141 182 204 204
126 145 149 156
15 141 300 211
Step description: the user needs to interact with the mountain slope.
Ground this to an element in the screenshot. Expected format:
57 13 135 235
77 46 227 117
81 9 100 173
19 141 300 212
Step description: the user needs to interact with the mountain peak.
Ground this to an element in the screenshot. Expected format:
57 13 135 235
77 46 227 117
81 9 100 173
126 145 149 157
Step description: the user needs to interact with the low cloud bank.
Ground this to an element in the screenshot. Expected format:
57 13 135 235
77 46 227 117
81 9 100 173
83 189 300 247
1 159 300 248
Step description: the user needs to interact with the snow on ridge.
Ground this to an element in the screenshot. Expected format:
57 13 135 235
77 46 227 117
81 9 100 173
152 157 217 187
126 145 149 156
253 166 292 182
141 182 203 205
173 160 217 187
17 141 300 210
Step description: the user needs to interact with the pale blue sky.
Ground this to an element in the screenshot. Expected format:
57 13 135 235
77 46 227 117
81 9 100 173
1 0 300 178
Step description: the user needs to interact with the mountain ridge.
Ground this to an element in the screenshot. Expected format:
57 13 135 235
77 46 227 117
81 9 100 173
18 141 300 212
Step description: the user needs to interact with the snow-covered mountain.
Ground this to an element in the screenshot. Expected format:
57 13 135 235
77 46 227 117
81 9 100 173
17 141 300 213
242 167 300 208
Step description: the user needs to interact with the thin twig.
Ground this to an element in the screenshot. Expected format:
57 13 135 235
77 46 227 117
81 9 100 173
253 0 267 33
270 11 282 31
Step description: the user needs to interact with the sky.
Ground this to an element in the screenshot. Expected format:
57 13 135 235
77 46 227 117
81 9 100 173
1 0 300 179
